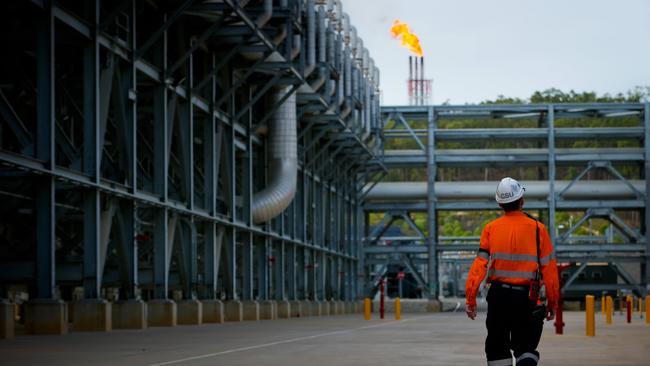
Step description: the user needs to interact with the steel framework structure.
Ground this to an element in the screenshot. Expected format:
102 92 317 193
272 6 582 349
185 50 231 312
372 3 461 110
0 0 384 305
365 103 649 298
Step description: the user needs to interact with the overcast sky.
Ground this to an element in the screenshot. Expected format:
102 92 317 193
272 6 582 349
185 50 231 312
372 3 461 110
343 0 650 105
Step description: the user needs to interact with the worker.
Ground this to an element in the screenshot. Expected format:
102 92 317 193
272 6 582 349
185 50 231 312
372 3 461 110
465 177 560 366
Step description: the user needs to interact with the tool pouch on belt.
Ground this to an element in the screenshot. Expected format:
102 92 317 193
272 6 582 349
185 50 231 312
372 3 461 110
528 279 540 302
532 303 547 321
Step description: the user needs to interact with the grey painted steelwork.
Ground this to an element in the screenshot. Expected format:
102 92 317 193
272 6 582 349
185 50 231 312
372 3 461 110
365 103 649 298
0 0 384 305
426 107 438 298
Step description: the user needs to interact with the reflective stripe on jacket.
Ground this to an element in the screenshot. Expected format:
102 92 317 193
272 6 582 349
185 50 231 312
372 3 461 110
465 211 560 309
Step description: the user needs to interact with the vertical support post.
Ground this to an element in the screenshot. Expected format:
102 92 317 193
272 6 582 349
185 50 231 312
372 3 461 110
242 84 254 300
646 295 650 324
643 103 650 294
310 250 316 300
153 16 168 202
83 0 100 182
287 243 296 300
275 241 285 300
226 227 237 299
298 247 306 299
203 109 216 298
205 58 218 213
36 180 55 299
257 238 269 300
333 256 340 299
203 224 216 299
548 105 556 240
128 0 138 192
395 297 401 320
152 21 169 300
186 42 195 210
242 236 253 300
316 249 323 301
357 197 364 300
83 191 101 299
35 3 55 300
426 106 438 299
306 253 313 300
81 2 101 300
154 209 169 299
586 295 595 336
379 278 385 319
364 297 371 320
606 296 613 325
116 200 137 299
188 220 198 298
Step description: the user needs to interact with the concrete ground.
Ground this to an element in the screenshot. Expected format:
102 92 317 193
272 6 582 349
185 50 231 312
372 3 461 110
0 310 648 366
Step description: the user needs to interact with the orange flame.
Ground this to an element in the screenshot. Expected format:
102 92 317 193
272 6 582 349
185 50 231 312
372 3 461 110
390 19 423 57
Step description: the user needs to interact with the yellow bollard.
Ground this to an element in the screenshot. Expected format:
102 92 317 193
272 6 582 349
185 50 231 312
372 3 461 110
601 295 605 315
646 296 650 324
606 296 613 325
364 298 371 320
586 295 595 336
395 298 401 320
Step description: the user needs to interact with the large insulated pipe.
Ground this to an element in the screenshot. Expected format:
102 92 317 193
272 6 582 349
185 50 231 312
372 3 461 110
252 87 297 224
350 26 358 55
309 5 327 91
344 46 352 97
327 23 336 97
343 12 350 44
291 34 301 59
318 6 327 63
304 0 316 76
255 0 273 28
364 83 371 139
336 33 345 107
364 181 646 201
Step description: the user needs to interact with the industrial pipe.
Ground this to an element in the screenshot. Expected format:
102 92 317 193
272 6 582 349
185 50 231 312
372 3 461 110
304 0 316 76
308 5 327 91
255 0 273 28
252 87 298 224
365 180 646 201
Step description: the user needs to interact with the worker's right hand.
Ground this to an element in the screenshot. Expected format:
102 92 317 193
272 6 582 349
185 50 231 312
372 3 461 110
546 307 555 321
466 304 477 320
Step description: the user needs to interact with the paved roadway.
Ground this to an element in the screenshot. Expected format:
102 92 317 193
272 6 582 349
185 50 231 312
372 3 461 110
0 311 648 365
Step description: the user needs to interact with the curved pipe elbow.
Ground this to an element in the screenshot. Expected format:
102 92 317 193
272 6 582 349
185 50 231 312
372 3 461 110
252 87 298 224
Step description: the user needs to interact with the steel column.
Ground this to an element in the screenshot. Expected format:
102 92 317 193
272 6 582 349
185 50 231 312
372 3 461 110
548 105 556 240
645 103 650 294
426 106 438 298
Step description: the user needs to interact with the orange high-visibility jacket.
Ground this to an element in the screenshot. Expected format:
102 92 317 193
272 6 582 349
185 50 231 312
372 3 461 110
465 211 560 309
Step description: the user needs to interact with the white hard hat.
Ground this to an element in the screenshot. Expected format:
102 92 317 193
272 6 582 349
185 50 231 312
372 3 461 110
495 177 525 204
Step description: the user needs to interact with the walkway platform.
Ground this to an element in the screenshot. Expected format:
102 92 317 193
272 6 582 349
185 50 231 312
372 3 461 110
0 312 647 365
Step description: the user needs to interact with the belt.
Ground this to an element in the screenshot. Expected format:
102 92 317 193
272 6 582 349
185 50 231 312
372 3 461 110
491 281 528 292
